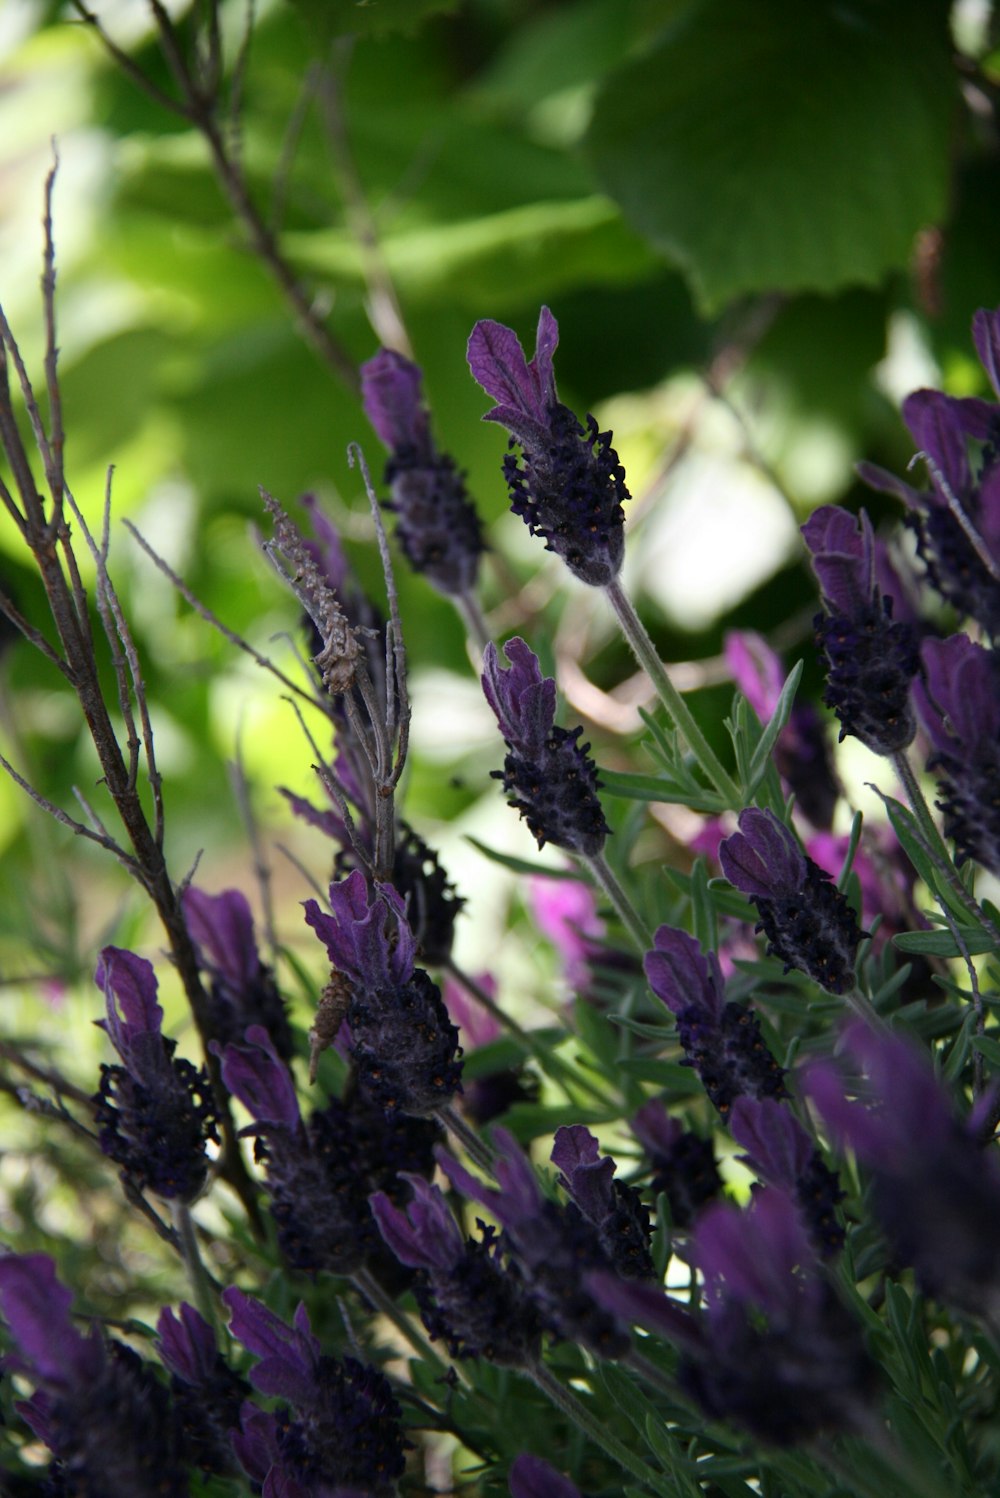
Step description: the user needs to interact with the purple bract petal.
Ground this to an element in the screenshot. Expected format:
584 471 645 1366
467 308 559 447
587 1269 702 1352
973 306 1000 398
369 1175 464 1272
184 886 259 992
156 1302 218 1384
508 1452 581 1498
304 869 416 993
0 1254 102 1386
643 925 726 1022
360 348 430 455
222 1289 318 1406
95 946 164 1064
481 638 556 758
551 1125 617 1226
729 1097 813 1189
719 808 806 900
695 1187 817 1322
918 633 1000 748
801 506 875 615
436 1127 541 1231
214 1025 300 1132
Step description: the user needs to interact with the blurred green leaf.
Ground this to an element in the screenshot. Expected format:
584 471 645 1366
586 0 955 310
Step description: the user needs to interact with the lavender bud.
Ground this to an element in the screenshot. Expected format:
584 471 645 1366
482 637 610 856
802 506 919 754
643 926 786 1115
468 307 628 586
93 947 218 1201
719 808 865 994
183 885 294 1060
630 1100 721 1228
362 347 485 597
156 1304 249 1477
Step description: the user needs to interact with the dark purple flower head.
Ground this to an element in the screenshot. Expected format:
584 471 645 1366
184 886 293 1060
682 1189 875 1443
93 946 218 1200
0 1254 189 1495
307 874 462 1119
372 1175 541 1363
551 1125 653 1280
730 1097 844 1258
801 506 918 755
438 1129 629 1356
630 1100 721 1229
859 306 1000 639
468 307 628 586
157 1303 248 1477
224 1290 406 1494
720 809 864 995
805 1023 1000 1312
362 348 485 597
482 638 610 856
915 633 1000 875
509 1453 582 1498
644 926 786 1115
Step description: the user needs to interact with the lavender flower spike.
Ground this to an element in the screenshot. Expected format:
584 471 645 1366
805 1023 1000 1314
915 632 1000 876
644 925 786 1115
468 306 629 586
361 347 485 597
730 1096 844 1257
802 506 919 754
483 637 610 856
719 808 864 995
371 1174 541 1363
0 1253 189 1495
93 946 218 1200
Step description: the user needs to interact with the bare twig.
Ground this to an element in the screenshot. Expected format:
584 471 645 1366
0 750 138 867
228 733 277 960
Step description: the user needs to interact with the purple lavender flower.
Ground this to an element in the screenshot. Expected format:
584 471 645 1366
0 1254 189 1495
371 1173 541 1364
801 506 919 755
304 870 462 1117
643 925 786 1115
468 306 629 586
482 637 610 856
509 1452 582 1498
915 632 1000 876
725 630 839 829
593 1187 876 1444
859 306 1000 640
630 1099 721 1229
184 885 293 1060
550 1124 653 1280
217 1024 439 1284
730 1096 844 1257
92 946 218 1201
719 808 864 995
362 347 485 597
157 1303 249 1477
438 1127 631 1356
805 1023 1000 1313
224 1289 406 1495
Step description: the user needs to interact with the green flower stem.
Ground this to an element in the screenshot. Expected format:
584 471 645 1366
172 1202 218 1339
847 986 891 1034
440 1102 497 1176
604 577 741 808
581 848 654 954
455 590 491 657
892 751 1000 946
352 1267 457 1385
443 959 617 1110
527 1359 666 1490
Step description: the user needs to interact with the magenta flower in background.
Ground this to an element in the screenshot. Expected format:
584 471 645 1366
529 873 606 989
468 306 629 586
